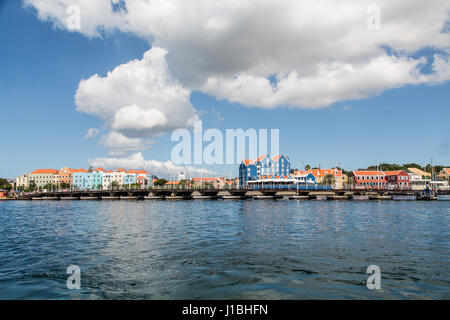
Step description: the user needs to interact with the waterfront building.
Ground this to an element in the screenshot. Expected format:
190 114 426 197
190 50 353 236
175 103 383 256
29 169 59 188
102 170 115 189
114 169 126 186
57 167 73 186
352 171 387 189
294 171 317 185
239 154 290 188
123 169 136 187
408 167 431 179
72 169 88 190
408 172 431 190
298 168 348 189
239 159 257 188
178 172 186 181
256 154 291 177
89 168 105 190
136 170 151 187
384 170 410 189
15 174 29 189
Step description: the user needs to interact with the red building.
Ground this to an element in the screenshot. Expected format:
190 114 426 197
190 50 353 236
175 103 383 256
384 170 410 189
352 171 387 189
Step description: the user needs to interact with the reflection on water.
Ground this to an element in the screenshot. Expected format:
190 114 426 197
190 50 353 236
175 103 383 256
0 200 449 299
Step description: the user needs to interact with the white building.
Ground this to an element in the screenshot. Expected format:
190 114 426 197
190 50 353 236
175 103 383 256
178 172 186 181
102 171 115 190
16 174 29 189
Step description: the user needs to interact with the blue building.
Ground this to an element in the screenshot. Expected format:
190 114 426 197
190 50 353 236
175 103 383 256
239 160 257 188
123 170 136 187
72 169 88 190
239 154 291 188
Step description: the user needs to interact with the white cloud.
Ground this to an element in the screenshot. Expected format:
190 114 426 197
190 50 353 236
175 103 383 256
26 0 450 110
75 47 198 136
98 131 154 156
87 152 213 177
84 128 100 139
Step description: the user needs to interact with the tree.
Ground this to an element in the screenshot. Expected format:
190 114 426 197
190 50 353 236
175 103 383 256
154 179 167 186
0 178 11 190
96 184 102 190
305 164 311 171
27 181 37 192
320 174 335 186
60 182 71 189
111 181 120 190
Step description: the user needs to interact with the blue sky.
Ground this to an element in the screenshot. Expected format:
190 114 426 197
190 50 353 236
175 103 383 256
1 1 449 178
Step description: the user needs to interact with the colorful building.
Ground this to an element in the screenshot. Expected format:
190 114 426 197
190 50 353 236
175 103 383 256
29 169 59 188
114 169 126 186
352 171 387 189
303 168 348 189
57 167 73 186
384 170 410 189
239 159 257 188
72 169 88 190
123 169 136 187
239 154 290 188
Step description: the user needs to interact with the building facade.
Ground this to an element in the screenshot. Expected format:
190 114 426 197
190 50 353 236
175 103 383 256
29 169 59 188
352 171 387 189
15 174 29 189
384 170 410 189
239 154 290 188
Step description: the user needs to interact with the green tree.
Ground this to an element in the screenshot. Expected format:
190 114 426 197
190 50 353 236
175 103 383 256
320 174 335 186
305 164 311 171
154 179 167 186
111 181 120 190
0 178 11 190
60 182 71 189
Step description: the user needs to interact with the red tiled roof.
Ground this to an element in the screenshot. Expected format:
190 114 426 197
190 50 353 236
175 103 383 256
443 168 450 174
31 169 58 174
353 171 385 176
126 169 135 174
242 159 254 166
95 167 106 172
308 168 343 177
384 170 404 176
115 168 125 172
135 170 148 174
72 168 87 173
192 177 217 182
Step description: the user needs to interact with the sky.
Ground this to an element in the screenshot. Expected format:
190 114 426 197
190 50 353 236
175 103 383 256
0 0 449 179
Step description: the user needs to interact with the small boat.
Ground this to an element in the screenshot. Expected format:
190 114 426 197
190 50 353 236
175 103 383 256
368 194 392 200
417 186 437 201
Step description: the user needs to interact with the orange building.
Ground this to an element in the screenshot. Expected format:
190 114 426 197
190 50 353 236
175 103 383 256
56 167 73 185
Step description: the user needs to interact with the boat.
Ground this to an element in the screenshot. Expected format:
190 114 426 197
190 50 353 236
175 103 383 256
368 194 392 200
417 186 437 201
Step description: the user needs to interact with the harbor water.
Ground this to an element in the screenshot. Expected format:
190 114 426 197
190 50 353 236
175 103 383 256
0 199 449 299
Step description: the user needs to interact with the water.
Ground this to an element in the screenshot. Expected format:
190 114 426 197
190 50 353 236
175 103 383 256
0 200 449 299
